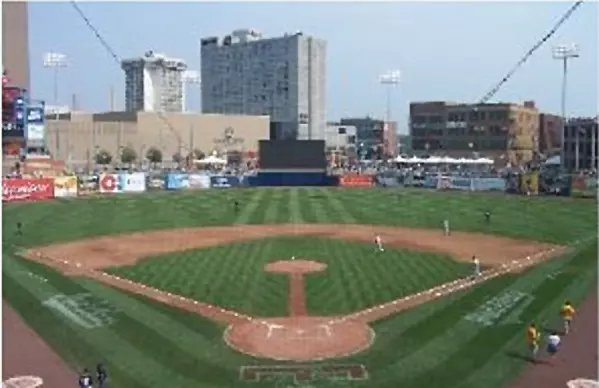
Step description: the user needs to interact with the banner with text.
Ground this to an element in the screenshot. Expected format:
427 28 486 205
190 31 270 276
210 175 242 188
53 176 78 198
119 173 146 193
2 178 54 202
99 174 121 194
188 174 211 189
165 173 190 190
339 175 374 188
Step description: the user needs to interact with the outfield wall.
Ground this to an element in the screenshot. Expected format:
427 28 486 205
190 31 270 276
2 171 591 203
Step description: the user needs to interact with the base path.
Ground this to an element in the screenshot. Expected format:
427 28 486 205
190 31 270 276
508 290 598 388
265 259 326 316
2 301 76 387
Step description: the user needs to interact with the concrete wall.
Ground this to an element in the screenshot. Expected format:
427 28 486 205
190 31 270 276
46 112 270 165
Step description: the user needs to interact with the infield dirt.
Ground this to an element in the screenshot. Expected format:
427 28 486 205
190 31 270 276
22 224 566 361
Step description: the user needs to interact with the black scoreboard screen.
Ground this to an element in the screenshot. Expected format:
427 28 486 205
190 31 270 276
259 140 326 170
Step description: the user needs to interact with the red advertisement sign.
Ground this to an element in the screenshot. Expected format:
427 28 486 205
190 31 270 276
2 178 54 202
339 175 374 188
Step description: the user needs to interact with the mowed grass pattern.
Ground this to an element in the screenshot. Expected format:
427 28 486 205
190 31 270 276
107 236 471 316
2 188 597 388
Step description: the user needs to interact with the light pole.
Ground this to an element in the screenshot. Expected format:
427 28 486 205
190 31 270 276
552 44 579 170
379 70 401 124
379 70 400 156
182 70 201 112
43 52 68 159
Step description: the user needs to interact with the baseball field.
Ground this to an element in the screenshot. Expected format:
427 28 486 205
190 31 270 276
2 187 597 388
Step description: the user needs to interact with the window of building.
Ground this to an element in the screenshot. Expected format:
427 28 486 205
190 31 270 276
338 127 347 134
412 115 426 124
469 111 479 121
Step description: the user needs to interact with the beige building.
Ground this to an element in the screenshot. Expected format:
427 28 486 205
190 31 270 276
45 111 269 166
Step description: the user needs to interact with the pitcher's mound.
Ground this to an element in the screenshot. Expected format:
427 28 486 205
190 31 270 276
224 317 374 361
265 259 327 274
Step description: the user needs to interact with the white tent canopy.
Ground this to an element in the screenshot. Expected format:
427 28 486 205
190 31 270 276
394 156 494 165
195 155 227 164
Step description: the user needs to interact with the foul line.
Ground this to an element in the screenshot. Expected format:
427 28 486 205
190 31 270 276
329 245 573 325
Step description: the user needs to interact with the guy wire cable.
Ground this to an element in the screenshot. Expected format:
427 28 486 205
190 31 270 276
69 1 186 152
476 0 584 104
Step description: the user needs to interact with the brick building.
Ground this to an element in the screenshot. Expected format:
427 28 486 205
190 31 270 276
563 117 598 171
338 116 397 159
409 101 540 165
539 113 563 156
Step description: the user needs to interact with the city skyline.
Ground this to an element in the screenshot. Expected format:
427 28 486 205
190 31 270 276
28 1 598 133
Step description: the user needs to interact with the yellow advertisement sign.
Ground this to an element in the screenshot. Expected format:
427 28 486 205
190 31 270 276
54 176 78 198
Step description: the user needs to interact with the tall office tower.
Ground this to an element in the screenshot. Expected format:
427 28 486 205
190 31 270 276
2 1 30 91
121 51 187 112
200 29 326 140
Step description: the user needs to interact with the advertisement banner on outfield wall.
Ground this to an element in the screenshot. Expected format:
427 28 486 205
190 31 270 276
99 174 121 194
165 173 190 190
210 175 241 188
77 175 99 195
2 178 54 202
188 174 211 189
53 176 78 198
119 173 146 193
339 175 374 188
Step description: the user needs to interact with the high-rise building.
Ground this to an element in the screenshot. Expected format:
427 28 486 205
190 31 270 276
200 29 326 140
121 51 187 113
2 1 29 92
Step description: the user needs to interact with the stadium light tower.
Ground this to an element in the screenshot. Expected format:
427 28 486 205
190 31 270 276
379 70 401 154
43 52 69 160
182 70 201 112
379 69 401 124
43 52 69 108
552 44 579 169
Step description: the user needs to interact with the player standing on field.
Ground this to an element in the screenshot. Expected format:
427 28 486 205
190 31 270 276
527 323 540 361
472 255 481 277
560 300 576 335
443 219 450 236
374 235 384 252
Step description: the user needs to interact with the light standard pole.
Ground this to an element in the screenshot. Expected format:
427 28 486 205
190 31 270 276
379 70 400 155
552 44 579 171
43 52 68 160
182 70 201 113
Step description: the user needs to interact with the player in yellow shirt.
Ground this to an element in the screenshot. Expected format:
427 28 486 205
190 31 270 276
560 300 576 335
527 323 540 361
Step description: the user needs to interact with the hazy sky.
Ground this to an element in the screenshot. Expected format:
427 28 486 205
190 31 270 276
29 1 597 133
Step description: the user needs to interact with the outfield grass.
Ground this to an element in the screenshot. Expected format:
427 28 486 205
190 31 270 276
107 236 471 316
2 188 597 388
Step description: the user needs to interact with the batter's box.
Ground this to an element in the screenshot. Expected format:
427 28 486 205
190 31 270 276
240 364 368 383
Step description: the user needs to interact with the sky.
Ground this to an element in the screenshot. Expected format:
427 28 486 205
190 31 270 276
29 1 598 133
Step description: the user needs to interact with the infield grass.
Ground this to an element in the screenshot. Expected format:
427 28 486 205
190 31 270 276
106 236 471 316
2 188 597 388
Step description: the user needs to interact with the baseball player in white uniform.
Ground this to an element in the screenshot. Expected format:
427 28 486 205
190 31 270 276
443 219 450 236
472 255 481 277
374 235 384 252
